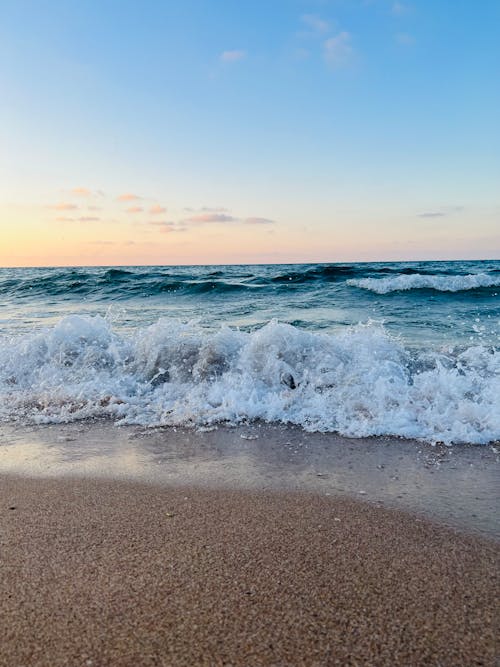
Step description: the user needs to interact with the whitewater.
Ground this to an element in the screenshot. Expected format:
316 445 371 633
0 260 499 444
348 272 500 294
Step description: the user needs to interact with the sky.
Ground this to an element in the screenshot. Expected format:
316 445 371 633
0 0 499 267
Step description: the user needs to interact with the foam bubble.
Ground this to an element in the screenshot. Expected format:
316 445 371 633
0 315 498 444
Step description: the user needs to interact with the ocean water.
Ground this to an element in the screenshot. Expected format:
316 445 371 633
0 260 499 444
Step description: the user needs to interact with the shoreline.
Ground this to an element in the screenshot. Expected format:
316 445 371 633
1 474 498 666
1 420 498 539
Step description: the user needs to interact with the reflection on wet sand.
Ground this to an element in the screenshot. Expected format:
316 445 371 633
0 420 498 539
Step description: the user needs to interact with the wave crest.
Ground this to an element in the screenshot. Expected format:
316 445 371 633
347 273 500 294
1 315 498 444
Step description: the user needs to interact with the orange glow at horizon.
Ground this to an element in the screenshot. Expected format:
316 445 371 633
1 194 498 268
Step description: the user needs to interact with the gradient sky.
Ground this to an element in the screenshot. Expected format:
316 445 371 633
1 0 499 267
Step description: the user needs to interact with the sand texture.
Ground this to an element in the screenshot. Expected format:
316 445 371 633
1 475 498 666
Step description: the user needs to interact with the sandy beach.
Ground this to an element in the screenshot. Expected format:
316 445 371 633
2 0 499 663
1 474 498 667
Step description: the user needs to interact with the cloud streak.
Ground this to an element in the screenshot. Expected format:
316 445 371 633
149 221 185 233
54 215 100 222
184 213 237 223
49 202 78 211
117 193 142 202
244 217 275 225
220 50 246 63
417 206 464 218
417 212 445 218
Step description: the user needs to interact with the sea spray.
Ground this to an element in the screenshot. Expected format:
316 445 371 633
1 315 498 444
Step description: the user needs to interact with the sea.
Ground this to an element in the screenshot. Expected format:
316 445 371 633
0 260 499 445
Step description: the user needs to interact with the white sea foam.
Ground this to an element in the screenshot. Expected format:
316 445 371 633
0 315 499 444
347 272 500 294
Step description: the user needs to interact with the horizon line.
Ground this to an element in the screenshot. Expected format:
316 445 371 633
0 257 498 270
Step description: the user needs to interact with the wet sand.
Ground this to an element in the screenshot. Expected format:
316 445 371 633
1 421 499 538
1 474 498 667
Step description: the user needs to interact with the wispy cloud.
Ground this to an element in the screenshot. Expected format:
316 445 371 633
417 206 464 218
417 212 445 218
324 32 354 69
184 213 237 223
183 206 229 213
301 14 330 35
244 217 275 225
149 221 184 233
117 193 142 202
71 187 92 197
220 50 246 63
55 214 100 222
396 32 415 45
49 202 78 211
149 204 167 214
392 2 411 16
126 206 144 213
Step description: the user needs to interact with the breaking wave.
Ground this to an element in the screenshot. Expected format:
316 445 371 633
1 315 498 445
347 273 500 294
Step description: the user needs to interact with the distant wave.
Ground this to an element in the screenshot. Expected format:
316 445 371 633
0 264 448 299
0 265 366 298
2 264 499 300
269 265 360 283
1 315 498 444
0 273 255 298
347 273 500 294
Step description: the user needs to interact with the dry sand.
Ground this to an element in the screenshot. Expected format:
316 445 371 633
1 475 498 667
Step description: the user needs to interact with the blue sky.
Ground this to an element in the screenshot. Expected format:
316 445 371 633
0 0 499 266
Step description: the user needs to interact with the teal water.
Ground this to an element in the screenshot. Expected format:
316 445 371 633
1 260 499 345
0 261 498 443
